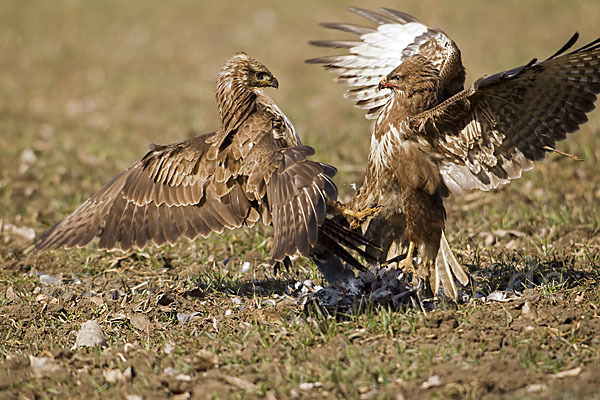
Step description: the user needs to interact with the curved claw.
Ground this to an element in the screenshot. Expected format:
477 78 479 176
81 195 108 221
344 207 380 229
326 200 379 229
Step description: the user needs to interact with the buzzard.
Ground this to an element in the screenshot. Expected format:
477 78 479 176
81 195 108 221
308 7 600 299
36 53 373 283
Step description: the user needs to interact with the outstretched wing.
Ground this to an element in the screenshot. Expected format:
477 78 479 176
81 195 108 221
306 7 465 119
36 134 259 251
408 34 600 195
36 123 351 268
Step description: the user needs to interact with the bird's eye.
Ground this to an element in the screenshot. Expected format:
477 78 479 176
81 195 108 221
255 71 269 81
391 75 401 80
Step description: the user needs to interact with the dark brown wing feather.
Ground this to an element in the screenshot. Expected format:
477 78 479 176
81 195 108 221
36 134 255 251
409 35 600 195
238 132 337 262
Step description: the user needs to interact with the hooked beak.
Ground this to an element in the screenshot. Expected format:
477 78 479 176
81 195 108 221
378 76 395 91
268 76 279 89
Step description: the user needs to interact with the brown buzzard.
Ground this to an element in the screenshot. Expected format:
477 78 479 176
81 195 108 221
36 53 372 283
308 7 600 299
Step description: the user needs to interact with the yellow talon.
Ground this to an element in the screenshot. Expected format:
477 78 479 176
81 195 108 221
327 200 379 229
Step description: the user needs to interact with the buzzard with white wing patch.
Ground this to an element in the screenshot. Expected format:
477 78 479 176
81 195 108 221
309 7 600 300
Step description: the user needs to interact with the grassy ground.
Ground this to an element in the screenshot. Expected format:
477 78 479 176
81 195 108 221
1 1 600 399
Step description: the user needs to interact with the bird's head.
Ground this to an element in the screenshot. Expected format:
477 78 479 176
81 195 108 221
378 70 404 91
378 56 440 97
220 53 279 90
216 53 280 131
246 58 279 89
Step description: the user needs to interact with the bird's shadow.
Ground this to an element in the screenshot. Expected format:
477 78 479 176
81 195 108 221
465 255 600 296
190 276 298 299
174 254 600 318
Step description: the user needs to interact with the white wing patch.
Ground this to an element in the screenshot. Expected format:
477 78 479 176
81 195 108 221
356 22 428 63
440 147 535 195
309 9 451 120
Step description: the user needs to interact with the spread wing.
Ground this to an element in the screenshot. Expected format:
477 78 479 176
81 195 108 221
408 34 600 195
36 134 259 251
36 122 344 264
306 7 465 119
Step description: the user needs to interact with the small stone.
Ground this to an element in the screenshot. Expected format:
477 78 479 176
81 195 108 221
239 261 251 273
164 343 175 355
486 291 514 302
177 312 201 323
521 301 538 320
6 286 17 302
35 294 48 303
551 367 582 379
360 390 377 399
194 350 218 371
222 375 257 390
265 391 277 400
39 274 59 286
128 312 150 331
19 148 38 165
2 222 36 241
527 383 547 393
175 374 191 381
421 375 442 389
232 297 243 306
299 382 321 390
73 320 107 349
30 355 61 378
18 148 37 174
104 368 126 383
89 296 104 307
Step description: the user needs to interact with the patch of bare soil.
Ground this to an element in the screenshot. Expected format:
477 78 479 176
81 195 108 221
1 243 600 399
